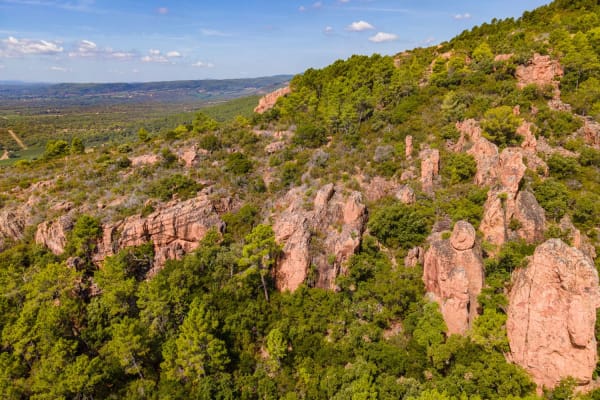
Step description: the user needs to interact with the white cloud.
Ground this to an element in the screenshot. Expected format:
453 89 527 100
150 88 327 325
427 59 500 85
68 39 135 60
142 49 181 63
369 32 398 43
323 26 334 34
50 66 68 72
298 5 306 12
312 1 322 8
157 7 168 14
346 20 375 32
1 36 63 57
453 13 471 20
422 36 436 45
192 61 214 68
339 0 350 3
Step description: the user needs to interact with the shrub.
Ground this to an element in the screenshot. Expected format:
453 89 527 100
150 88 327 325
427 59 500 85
225 152 253 174
293 124 327 148
148 174 201 201
481 106 522 146
44 140 70 159
533 178 570 220
579 146 600 167
547 154 579 178
442 153 477 184
368 202 433 250
198 133 221 151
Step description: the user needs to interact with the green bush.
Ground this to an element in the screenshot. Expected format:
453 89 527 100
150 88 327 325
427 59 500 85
43 140 70 159
547 154 579 178
198 134 221 151
225 152 253 174
148 174 201 201
442 153 477 184
533 178 570 220
481 106 522 147
368 202 433 250
293 124 328 148
580 146 600 167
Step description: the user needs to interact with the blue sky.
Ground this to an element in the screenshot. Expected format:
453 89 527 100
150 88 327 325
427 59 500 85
0 0 551 83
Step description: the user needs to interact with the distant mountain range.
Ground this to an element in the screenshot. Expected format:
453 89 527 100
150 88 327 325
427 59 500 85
0 75 293 106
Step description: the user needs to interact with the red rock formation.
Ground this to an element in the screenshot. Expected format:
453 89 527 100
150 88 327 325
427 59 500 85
358 176 400 203
507 239 600 390
0 209 27 249
579 118 600 149
254 86 291 114
559 216 597 261
96 192 226 273
419 148 439 195
35 214 74 255
405 135 413 160
264 141 286 154
273 184 367 291
516 53 563 98
423 221 484 335
478 148 545 249
395 185 415 205
404 246 424 267
494 53 513 62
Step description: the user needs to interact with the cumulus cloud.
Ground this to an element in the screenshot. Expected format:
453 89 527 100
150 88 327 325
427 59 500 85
0 36 63 57
453 13 471 20
298 5 306 12
142 49 182 63
323 26 334 34
68 39 135 60
157 7 168 14
346 20 375 32
369 32 398 43
312 1 322 8
192 61 214 68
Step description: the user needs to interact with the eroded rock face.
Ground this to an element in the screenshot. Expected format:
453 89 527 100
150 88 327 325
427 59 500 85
404 246 424 267
273 184 367 291
507 239 600 390
419 148 439 195
579 118 600 149
359 176 401 203
423 221 484 335
516 53 563 97
559 216 597 261
478 149 545 249
405 135 413 159
130 154 161 167
0 209 27 249
35 214 74 255
96 192 226 273
395 185 415 205
254 86 291 114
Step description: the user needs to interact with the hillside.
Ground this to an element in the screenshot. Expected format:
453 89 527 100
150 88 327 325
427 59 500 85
1 0 600 398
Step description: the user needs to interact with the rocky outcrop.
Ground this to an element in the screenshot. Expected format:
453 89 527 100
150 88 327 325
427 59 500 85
395 185 415 205
405 246 424 267
35 214 74 255
254 86 291 114
96 192 226 273
272 184 367 291
178 145 208 168
559 216 597 261
423 221 484 335
419 148 439 195
405 135 413 160
359 176 401 203
579 118 600 149
516 53 563 97
265 141 286 154
507 239 600 390
130 154 161 167
479 149 545 249
0 209 27 249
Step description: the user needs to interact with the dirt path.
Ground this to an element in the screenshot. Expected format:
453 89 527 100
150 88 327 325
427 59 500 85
8 129 27 150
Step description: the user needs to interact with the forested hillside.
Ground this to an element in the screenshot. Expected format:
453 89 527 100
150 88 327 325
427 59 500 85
1 0 600 399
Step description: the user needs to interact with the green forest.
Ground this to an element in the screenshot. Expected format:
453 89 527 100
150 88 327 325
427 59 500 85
1 0 600 399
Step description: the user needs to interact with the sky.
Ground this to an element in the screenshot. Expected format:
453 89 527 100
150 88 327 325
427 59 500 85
0 0 552 83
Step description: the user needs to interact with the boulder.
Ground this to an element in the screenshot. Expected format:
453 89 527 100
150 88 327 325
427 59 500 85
405 135 413 159
35 214 74 255
130 154 161 167
273 184 367 291
404 246 424 267
96 192 226 273
359 176 401 203
395 185 415 205
254 86 291 114
265 141 286 154
507 239 600 390
423 221 484 335
0 209 27 249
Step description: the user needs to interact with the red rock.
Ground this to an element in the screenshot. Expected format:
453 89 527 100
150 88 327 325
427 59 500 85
507 239 600 390
96 192 226 273
494 53 513 62
265 141 286 154
35 214 74 255
423 221 484 335
517 121 536 152
395 185 415 205
579 118 600 149
179 146 206 168
516 54 563 98
358 176 400 203
419 148 439 195
559 216 597 261
273 184 367 291
405 135 413 159
404 246 424 267
0 209 27 249
254 86 291 114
